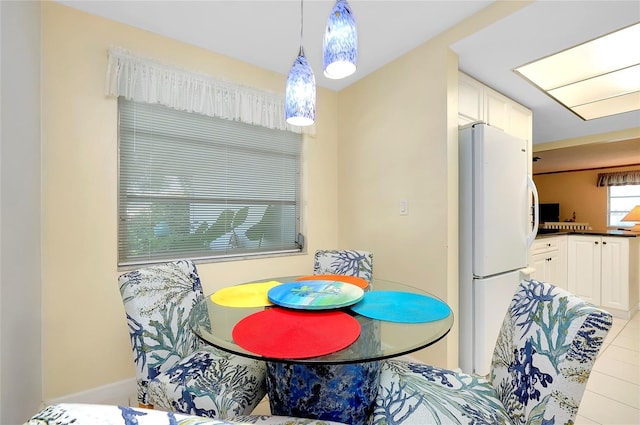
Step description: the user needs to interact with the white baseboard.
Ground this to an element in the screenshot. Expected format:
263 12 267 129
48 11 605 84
606 305 638 320
45 378 136 407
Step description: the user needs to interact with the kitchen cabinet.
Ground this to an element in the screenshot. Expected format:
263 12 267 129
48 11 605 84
458 72 533 175
530 235 567 289
458 72 532 140
556 235 568 290
567 236 602 305
458 73 484 125
567 235 638 318
601 237 636 312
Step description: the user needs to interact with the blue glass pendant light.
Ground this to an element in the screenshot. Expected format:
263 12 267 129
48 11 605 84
285 0 316 127
323 0 357 79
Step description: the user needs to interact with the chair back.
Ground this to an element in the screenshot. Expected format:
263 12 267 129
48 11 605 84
313 249 373 284
118 260 205 404
490 279 612 425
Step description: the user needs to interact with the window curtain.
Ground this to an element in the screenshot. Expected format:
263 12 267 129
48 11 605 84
597 170 640 186
105 47 312 134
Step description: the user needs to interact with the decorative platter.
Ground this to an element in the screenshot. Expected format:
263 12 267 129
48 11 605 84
267 280 364 310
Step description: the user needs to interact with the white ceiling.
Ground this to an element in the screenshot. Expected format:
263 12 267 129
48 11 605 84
532 137 640 174
452 0 640 145
57 0 492 92
57 0 640 172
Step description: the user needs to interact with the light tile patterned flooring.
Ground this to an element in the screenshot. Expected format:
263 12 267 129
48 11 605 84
252 396 271 416
253 311 640 424
575 310 640 424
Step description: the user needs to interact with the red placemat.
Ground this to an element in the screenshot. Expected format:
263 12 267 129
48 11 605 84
232 308 361 359
296 274 369 289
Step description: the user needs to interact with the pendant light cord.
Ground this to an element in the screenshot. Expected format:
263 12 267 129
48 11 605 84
299 0 305 55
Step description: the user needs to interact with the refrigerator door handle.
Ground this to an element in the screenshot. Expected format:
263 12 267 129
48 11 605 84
527 175 539 247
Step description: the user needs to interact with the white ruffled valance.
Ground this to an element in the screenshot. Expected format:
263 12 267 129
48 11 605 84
597 170 640 186
105 47 310 134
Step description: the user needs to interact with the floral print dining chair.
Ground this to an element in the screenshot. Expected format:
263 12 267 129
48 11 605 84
118 260 267 419
372 279 612 425
313 249 373 284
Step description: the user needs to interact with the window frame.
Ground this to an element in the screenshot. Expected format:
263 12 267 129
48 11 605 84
607 184 640 228
117 98 305 267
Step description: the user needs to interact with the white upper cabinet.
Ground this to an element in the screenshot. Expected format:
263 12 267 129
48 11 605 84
458 72 533 175
508 102 534 143
458 73 484 125
458 72 533 141
484 89 510 132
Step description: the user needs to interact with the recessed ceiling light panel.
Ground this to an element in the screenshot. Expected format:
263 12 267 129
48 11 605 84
573 92 640 120
548 65 640 107
514 22 640 120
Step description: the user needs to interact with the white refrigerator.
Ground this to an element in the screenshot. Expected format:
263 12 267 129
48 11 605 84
459 122 538 376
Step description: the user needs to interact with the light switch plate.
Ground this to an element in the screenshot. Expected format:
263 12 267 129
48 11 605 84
400 200 408 215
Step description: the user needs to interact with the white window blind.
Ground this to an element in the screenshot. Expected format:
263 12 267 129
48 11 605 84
118 98 303 266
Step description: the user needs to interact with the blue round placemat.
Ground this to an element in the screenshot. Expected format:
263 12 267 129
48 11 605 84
350 290 451 323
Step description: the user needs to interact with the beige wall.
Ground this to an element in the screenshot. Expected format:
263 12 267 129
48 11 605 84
337 42 455 367
40 0 533 401
533 165 640 231
336 1 532 367
41 2 339 400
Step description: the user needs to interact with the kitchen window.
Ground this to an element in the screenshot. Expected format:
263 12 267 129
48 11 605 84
608 184 640 227
118 98 303 266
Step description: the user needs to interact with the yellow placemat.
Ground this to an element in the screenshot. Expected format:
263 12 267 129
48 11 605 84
211 281 282 307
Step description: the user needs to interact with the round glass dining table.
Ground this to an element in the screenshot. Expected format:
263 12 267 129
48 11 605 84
189 277 454 425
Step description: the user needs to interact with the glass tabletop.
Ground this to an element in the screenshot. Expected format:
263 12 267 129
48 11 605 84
189 276 454 365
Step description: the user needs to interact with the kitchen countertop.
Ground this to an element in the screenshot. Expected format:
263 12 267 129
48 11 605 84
535 229 638 238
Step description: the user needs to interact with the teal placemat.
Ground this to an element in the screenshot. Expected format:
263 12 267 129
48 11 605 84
351 290 451 323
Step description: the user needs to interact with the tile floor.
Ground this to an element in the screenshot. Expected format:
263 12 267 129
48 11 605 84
575 310 640 424
252 395 271 416
253 311 640 424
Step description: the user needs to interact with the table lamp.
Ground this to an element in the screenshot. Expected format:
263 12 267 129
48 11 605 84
621 205 640 231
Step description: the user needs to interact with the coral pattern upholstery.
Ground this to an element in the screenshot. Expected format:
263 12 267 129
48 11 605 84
313 249 373 284
24 403 348 425
373 279 612 424
118 260 267 418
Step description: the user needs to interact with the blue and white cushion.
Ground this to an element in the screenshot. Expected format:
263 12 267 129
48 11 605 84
372 280 612 425
24 403 348 425
490 279 612 424
313 249 373 284
118 260 266 418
